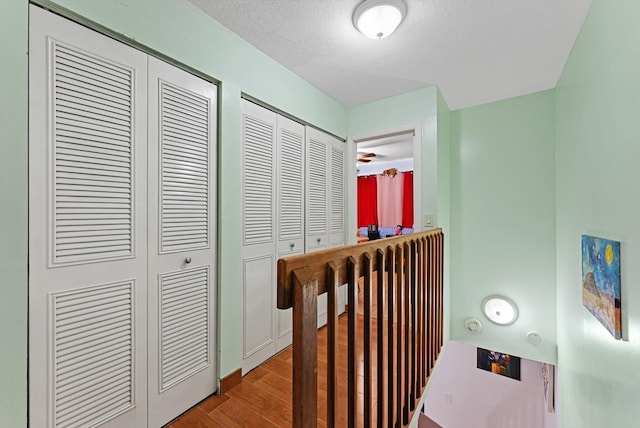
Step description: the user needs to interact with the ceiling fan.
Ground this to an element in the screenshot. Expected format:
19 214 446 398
357 152 376 163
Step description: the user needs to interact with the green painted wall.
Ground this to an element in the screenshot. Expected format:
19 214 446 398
555 0 640 425
450 90 557 364
436 89 451 341
347 86 439 223
0 0 28 426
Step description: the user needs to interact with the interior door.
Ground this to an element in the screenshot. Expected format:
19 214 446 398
275 115 305 351
240 100 277 373
29 6 148 427
147 57 217 427
328 137 348 314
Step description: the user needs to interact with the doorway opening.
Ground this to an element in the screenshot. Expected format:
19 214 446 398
347 124 422 245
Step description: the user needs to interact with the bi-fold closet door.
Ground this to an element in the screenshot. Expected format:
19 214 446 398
305 127 346 327
29 6 217 428
241 100 346 374
241 100 305 373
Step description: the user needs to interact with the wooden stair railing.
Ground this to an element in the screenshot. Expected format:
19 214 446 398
277 229 444 428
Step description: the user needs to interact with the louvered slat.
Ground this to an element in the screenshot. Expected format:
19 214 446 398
279 128 304 239
243 114 274 244
307 138 327 235
160 82 210 253
330 146 344 234
160 267 210 390
52 42 134 265
53 281 134 428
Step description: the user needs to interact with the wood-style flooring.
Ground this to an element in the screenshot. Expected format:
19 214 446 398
167 274 433 428
167 314 372 428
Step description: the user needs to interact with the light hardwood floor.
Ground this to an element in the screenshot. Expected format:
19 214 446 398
167 314 362 428
167 275 428 428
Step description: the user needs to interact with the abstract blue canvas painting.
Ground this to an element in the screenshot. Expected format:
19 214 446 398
581 235 621 339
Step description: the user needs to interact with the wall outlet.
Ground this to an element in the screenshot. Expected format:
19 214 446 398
444 392 452 403
423 213 434 227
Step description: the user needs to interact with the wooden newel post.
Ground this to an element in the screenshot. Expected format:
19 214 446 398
292 267 318 428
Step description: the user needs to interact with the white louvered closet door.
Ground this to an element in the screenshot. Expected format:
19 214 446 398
305 128 347 327
275 116 305 352
29 6 148 428
305 128 330 326
328 137 345 248
241 100 278 373
328 135 347 318
305 128 329 253
147 57 217 428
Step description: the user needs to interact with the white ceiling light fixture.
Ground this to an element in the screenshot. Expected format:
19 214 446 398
353 0 407 40
482 295 518 326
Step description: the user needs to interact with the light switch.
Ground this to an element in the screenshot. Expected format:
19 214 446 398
423 213 434 227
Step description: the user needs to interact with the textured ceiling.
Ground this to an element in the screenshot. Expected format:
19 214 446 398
189 0 591 110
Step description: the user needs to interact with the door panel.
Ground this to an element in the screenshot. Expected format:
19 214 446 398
275 115 305 350
147 56 217 428
29 6 148 427
240 101 278 373
305 134 328 249
243 256 276 362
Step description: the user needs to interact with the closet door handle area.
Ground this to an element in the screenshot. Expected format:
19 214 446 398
184 257 192 264
289 242 295 249
316 238 321 244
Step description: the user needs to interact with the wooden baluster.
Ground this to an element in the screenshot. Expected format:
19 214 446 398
326 262 339 428
426 236 433 377
292 268 318 428
347 256 358 428
420 237 427 387
409 240 417 410
403 242 411 425
395 244 404 428
363 253 373 428
415 239 423 392
438 232 444 354
386 246 396 428
429 236 438 370
435 233 441 357
376 249 386 427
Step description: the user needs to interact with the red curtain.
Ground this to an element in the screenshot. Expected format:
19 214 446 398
357 175 378 227
402 171 414 228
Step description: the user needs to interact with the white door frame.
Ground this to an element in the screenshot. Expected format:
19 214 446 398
346 122 423 245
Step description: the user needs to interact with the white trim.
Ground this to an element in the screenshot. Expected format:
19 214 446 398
347 122 422 245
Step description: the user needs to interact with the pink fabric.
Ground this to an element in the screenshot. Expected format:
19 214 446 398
376 172 404 228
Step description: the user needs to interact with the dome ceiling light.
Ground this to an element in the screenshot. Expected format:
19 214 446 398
482 295 519 326
353 0 407 40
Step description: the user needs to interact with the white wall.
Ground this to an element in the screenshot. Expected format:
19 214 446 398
423 341 556 428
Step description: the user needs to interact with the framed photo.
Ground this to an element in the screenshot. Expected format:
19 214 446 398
581 235 621 339
476 347 521 381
